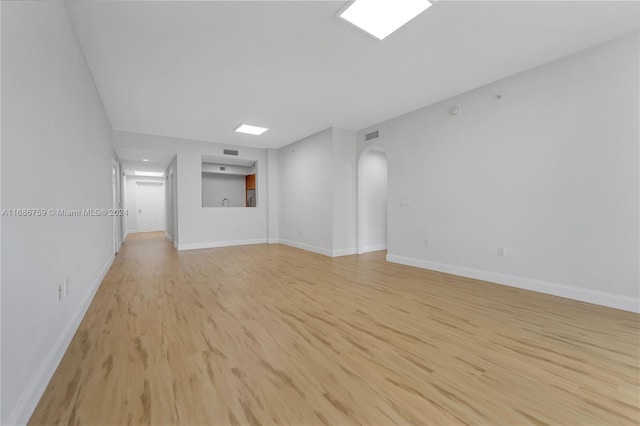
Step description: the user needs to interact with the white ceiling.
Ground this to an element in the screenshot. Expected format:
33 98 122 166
68 1 640 150
116 147 176 172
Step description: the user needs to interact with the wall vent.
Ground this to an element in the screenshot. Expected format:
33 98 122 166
223 149 239 156
365 130 379 141
220 166 226 171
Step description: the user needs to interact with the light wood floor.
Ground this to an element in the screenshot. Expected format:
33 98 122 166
30 232 639 425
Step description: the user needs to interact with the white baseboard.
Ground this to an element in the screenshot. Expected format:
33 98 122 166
278 240 356 258
278 239 333 257
6 253 115 426
386 254 639 313
268 238 280 244
164 232 173 242
332 248 358 257
358 243 387 254
173 240 178 250
178 238 267 251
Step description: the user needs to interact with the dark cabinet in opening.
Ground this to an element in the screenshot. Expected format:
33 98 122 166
246 174 256 207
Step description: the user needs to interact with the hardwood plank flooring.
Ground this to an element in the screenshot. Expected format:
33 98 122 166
30 232 639 425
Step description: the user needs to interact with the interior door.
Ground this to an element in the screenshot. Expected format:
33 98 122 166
136 181 165 232
112 160 118 253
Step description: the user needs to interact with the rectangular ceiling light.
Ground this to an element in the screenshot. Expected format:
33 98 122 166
339 0 432 40
235 124 269 136
134 171 164 177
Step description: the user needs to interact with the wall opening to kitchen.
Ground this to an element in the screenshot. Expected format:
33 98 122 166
201 159 257 208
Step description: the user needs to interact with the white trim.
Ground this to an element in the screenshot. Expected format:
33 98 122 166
358 243 387 254
268 238 280 244
278 240 356 258
178 238 267 251
6 253 115 426
386 254 640 313
278 239 333 257
173 240 179 250
164 232 173 242
332 248 358 257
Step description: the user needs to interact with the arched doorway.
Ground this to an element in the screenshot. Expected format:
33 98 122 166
358 147 388 254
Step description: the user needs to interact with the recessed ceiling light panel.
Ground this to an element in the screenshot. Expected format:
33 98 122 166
134 171 164 177
339 0 432 40
235 124 269 136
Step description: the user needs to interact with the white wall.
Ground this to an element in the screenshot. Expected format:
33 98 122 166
278 127 357 256
1 2 115 423
332 128 357 256
357 33 640 312
266 148 279 244
202 173 246 208
0 3 4 421
202 163 253 175
278 129 334 255
113 130 269 250
358 149 388 253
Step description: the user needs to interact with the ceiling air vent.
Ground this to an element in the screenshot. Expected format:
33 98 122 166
365 130 379 141
223 149 239 156
220 166 226 171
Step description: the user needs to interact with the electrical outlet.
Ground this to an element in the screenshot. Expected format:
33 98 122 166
497 247 505 256
57 284 63 302
424 239 430 247
64 278 69 296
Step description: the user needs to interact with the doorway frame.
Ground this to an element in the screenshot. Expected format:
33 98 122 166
111 158 121 254
357 145 388 254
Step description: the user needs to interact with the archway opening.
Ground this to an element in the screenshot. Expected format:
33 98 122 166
358 147 388 254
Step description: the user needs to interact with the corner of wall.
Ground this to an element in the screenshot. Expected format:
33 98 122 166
331 128 358 255
267 148 279 242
